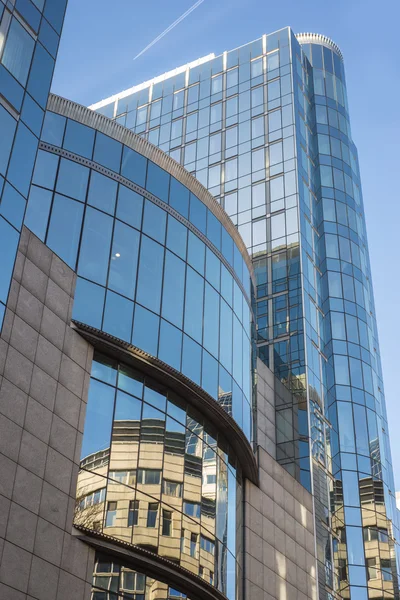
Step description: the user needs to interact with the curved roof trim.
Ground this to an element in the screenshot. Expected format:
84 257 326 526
47 94 254 278
74 525 229 600
295 32 343 62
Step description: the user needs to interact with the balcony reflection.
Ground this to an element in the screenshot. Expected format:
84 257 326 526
91 553 190 600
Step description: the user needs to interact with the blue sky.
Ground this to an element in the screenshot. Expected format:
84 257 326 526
52 0 400 485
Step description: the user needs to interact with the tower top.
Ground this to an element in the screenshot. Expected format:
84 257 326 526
295 32 343 61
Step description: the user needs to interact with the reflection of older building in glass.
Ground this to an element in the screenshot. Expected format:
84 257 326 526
75 354 239 592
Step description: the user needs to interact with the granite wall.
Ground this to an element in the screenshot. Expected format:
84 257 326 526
0 227 95 600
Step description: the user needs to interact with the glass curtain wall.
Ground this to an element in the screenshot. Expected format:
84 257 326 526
27 108 254 440
293 34 399 600
93 27 309 487
91 26 400 600
0 0 67 326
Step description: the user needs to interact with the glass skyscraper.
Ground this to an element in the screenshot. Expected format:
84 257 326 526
90 28 400 600
0 9 398 600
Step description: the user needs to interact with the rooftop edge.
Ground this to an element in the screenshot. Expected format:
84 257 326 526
295 32 344 61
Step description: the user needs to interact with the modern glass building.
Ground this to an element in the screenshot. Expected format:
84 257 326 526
90 27 400 600
0 0 67 325
0 9 398 600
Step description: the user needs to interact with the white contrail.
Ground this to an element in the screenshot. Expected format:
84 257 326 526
134 0 206 60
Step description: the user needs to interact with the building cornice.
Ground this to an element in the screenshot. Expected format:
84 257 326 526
47 93 254 279
295 32 344 61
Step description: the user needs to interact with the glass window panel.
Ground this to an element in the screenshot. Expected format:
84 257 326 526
182 335 201 385
206 247 220 291
169 177 189 218
136 236 164 313
103 291 133 343
0 105 16 177
203 283 220 358
221 229 234 267
43 0 66 33
337 402 355 453
47 194 83 268
117 369 143 405
220 300 233 371
2 18 34 85
56 158 89 202
187 232 205 276
72 277 105 329
121 147 147 187
159 319 182 371
184 267 204 343
271 212 285 240
27 42 54 108
146 161 170 203
225 126 238 149
25 185 53 240
63 119 95 159
108 221 140 299
132 305 159 356
207 211 221 251
202 350 218 400
189 195 207 234
93 132 122 172
7 123 37 196
116 185 143 229
21 93 43 137
78 207 113 285
81 379 115 459
166 215 187 259
162 250 185 328
142 200 166 244
0 182 25 229
33 150 59 190
41 111 66 146
88 171 117 215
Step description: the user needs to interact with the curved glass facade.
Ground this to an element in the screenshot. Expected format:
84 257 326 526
92 27 400 600
91 553 192 600
24 107 254 439
293 34 399 600
76 353 241 599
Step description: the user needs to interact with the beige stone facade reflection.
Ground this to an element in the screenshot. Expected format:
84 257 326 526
75 418 221 587
332 476 397 599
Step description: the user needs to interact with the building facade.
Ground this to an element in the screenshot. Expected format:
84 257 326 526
0 10 397 600
0 88 317 600
90 27 400 600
